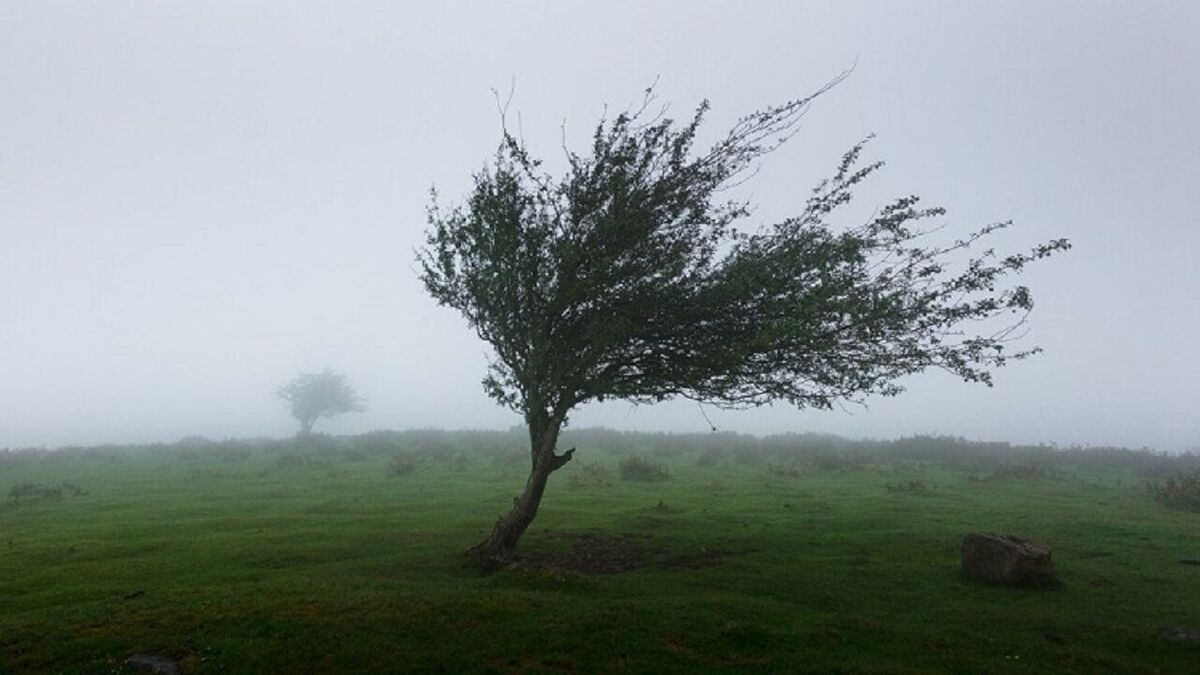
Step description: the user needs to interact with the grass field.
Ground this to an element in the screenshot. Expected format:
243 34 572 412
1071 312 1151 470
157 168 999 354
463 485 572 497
1 430 1198 674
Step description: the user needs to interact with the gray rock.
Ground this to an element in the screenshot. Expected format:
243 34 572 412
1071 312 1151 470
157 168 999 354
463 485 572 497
961 533 1057 587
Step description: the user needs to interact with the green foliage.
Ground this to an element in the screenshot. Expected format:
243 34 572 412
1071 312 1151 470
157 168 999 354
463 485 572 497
416 80 1069 555
418 80 1069 429
275 369 366 435
1149 467 1200 511
619 456 671 482
565 462 613 490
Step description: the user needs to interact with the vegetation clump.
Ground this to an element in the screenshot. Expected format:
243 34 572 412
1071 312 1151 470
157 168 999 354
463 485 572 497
7 481 86 505
619 456 671 482
1149 468 1200 512
566 462 613 489
768 463 803 478
276 369 365 435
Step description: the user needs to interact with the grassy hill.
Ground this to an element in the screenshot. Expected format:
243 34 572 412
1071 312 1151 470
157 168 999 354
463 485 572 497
1 431 1198 673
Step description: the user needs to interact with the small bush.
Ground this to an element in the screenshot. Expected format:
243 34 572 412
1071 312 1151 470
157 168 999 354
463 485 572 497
567 462 613 489
696 448 726 468
1149 468 1200 512
619 456 671 482
768 463 802 478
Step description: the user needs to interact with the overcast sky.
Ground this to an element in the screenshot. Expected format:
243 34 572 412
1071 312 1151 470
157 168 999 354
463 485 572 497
2 1 1197 451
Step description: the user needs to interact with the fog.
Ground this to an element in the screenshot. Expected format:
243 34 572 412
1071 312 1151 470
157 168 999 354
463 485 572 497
2 1 1197 451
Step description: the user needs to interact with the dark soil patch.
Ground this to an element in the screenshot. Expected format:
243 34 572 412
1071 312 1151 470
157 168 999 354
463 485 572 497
514 530 752 575
518 531 662 574
1161 626 1200 643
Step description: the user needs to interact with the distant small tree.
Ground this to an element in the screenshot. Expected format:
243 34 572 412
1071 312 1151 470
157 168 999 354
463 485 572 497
419 76 1069 565
276 369 365 435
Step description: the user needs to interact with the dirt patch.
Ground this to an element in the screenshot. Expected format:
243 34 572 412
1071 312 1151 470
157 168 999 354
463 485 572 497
1161 626 1200 643
517 531 662 574
513 530 752 575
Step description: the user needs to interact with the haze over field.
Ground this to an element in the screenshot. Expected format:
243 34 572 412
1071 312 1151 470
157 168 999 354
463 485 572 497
1 1 1197 450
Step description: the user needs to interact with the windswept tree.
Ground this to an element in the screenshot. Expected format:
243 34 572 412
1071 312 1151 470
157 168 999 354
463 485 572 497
276 369 366 435
419 77 1069 565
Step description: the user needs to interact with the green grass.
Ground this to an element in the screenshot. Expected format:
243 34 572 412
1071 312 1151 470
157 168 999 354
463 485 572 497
1 436 1198 673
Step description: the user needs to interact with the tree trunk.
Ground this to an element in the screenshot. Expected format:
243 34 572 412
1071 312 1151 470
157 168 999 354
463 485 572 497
468 415 574 569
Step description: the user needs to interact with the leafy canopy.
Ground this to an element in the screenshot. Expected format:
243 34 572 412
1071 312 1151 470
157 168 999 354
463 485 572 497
276 369 366 431
419 81 1069 427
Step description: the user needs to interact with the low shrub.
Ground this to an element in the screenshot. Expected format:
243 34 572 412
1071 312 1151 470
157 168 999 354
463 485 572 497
768 463 802 478
567 462 613 489
1149 468 1200 512
619 456 671 482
